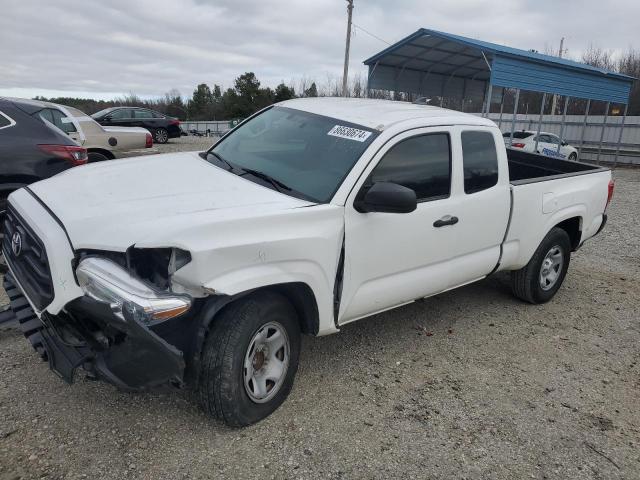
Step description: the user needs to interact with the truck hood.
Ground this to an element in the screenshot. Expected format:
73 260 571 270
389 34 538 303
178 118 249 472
28 152 314 251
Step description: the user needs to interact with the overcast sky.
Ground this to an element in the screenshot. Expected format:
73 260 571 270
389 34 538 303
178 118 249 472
1 0 638 100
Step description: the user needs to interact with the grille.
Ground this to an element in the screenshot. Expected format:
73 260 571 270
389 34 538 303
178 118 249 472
2 205 54 310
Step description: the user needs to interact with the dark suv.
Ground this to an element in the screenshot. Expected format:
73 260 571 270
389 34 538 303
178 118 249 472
91 107 181 144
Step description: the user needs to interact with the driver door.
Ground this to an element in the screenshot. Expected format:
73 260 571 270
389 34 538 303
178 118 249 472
339 128 457 324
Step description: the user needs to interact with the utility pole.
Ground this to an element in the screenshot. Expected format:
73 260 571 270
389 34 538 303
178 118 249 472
551 37 565 114
342 0 354 97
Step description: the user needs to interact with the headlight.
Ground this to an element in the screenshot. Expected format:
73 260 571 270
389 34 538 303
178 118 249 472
76 257 191 325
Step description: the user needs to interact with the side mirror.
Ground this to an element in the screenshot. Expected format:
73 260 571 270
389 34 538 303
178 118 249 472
562 141 568 146
356 182 417 214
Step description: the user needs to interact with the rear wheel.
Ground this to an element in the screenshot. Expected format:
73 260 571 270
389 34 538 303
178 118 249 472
197 291 300 427
511 227 571 304
88 152 109 163
154 128 169 144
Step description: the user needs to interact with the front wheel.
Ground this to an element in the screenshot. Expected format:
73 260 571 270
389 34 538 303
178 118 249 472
197 291 300 427
511 227 571 304
154 128 169 144
568 152 577 161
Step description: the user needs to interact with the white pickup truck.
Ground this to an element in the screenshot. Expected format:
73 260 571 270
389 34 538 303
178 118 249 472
3 98 613 426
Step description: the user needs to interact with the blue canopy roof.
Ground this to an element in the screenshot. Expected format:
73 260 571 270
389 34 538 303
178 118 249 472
364 29 634 104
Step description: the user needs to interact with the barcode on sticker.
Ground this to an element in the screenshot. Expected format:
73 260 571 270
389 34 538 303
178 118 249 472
327 125 372 142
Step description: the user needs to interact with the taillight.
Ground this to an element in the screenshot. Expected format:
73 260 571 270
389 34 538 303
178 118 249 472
39 144 88 166
606 179 614 209
169 119 180 126
512 143 526 148
145 133 153 148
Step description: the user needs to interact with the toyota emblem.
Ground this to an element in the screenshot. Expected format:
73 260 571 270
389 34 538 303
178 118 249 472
11 231 22 257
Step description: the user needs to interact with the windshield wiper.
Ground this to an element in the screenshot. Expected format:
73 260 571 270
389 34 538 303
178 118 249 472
205 151 236 172
239 167 293 193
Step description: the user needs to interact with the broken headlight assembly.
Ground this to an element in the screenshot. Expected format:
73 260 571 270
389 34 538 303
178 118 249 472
76 257 192 325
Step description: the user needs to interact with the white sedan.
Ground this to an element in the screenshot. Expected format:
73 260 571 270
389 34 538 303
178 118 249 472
503 130 578 161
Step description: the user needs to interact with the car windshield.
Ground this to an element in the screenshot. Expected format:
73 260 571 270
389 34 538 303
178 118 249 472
206 106 379 202
503 131 533 139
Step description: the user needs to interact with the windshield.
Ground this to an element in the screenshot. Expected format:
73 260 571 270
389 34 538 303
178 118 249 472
207 106 379 202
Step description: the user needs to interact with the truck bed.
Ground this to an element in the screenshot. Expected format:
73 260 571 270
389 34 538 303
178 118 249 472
506 148 606 185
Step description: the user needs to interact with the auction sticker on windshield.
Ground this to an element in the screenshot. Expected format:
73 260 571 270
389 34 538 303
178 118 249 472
328 125 372 142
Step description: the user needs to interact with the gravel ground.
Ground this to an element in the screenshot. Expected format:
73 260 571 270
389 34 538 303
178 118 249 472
0 142 639 479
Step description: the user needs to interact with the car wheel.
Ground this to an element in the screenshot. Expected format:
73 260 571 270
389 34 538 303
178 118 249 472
88 152 110 163
511 227 571 304
568 152 577 161
154 128 169 144
197 291 301 427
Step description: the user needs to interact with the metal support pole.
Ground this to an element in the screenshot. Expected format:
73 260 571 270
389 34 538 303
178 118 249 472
534 92 547 153
482 82 493 117
342 0 354 98
557 96 570 153
597 101 610 163
578 99 591 160
509 89 520 146
482 83 492 117
613 103 628 167
498 88 505 128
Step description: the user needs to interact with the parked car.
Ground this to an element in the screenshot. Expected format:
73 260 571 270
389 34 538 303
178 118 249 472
3 99 612 427
22 100 152 162
91 107 181 144
0 97 88 217
60 106 152 161
503 130 578 160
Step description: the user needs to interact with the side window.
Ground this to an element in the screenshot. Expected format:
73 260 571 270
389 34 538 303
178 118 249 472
0 111 15 129
461 131 499 194
369 133 451 201
38 109 54 124
50 109 77 133
547 134 560 145
134 109 153 119
110 109 132 120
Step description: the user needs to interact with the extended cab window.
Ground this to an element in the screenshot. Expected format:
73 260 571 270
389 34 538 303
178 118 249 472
461 131 499 194
369 133 451 201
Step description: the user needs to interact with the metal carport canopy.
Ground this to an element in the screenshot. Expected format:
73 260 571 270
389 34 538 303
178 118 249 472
364 28 634 105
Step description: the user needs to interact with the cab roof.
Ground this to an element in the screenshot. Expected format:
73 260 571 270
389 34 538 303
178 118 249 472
277 97 496 131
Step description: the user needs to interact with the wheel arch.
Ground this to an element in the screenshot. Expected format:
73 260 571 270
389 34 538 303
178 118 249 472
87 148 115 160
187 282 320 385
554 216 582 251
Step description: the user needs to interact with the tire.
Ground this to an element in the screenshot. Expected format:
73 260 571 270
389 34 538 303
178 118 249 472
88 152 109 163
511 227 571 304
568 152 577 161
197 291 301 427
154 128 169 144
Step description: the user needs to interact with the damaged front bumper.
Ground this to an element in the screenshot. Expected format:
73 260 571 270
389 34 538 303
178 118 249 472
4 273 189 391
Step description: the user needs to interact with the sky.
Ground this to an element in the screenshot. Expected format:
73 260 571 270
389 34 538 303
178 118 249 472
1 0 638 100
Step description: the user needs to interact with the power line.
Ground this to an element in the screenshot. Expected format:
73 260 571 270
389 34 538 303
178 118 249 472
352 23 391 46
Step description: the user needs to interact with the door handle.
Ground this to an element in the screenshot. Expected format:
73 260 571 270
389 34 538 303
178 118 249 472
433 215 459 228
